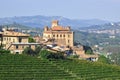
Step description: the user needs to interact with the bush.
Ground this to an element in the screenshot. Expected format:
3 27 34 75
67 55 79 59
22 47 36 56
28 37 36 43
0 49 10 54
39 50 65 59
35 46 42 55
98 55 110 64
39 49 50 59
83 45 93 54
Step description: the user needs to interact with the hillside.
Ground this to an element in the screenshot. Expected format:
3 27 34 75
0 54 120 80
80 22 120 31
0 15 109 29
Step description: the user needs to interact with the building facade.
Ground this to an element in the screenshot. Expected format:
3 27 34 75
0 29 40 54
43 20 74 47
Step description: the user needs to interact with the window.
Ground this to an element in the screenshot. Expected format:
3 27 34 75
53 35 55 37
68 35 70 37
63 35 65 37
60 35 62 37
57 35 58 37
16 45 18 49
68 40 70 43
18 37 22 43
48 35 50 38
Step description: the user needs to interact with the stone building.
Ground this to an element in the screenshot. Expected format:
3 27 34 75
0 29 40 54
43 20 74 47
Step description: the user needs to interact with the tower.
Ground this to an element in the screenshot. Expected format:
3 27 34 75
52 20 58 28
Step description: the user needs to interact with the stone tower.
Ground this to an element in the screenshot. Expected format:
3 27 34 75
52 20 58 28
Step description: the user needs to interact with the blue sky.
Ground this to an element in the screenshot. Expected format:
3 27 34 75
0 0 120 21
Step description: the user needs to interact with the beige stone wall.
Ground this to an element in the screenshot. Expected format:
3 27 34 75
43 20 74 47
3 36 29 49
43 31 74 47
3 37 17 44
21 37 28 43
9 44 36 54
4 37 28 43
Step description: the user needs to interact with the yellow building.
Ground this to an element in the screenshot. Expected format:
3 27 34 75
43 20 74 47
0 29 41 54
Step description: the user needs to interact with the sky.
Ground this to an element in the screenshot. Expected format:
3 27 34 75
0 0 120 21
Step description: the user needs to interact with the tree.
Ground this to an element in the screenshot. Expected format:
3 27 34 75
39 49 65 59
39 49 51 59
83 45 93 54
28 37 36 43
35 46 42 55
0 49 10 54
98 55 110 64
22 47 36 56
86 49 93 54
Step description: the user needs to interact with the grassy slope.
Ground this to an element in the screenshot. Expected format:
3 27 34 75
0 54 120 80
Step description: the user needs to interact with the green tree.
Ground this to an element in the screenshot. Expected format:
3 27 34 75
98 55 110 64
28 37 36 43
0 49 10 54
35 46 42 55
39 49 51 59
83 45 93 54
39 49 65 59
22 47 36 56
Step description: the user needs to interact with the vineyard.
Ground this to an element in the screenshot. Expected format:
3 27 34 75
0 54 120 80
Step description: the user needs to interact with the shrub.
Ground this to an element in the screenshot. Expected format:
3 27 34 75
98 55 110 64
83 45 93 54
35 46 42 55
22 47 36 56
67 55 79 59
0 49 10 54
39 49 50 59
39 50 65 59
28 37 36 43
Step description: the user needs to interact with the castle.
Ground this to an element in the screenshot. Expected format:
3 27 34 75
43 20 74 47
0 20 98 61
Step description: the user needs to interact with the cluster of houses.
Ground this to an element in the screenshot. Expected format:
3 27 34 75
0 20 98 61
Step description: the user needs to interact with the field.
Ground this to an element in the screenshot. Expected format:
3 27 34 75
0 54 120 80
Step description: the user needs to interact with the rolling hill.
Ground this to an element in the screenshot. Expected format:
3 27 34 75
0 54 120 80
0 15 109 29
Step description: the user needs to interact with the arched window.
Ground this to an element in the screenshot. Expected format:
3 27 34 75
53 35 55 37
63 35 65 37
57 34 58 37
48 35 50 38
60 35 62 37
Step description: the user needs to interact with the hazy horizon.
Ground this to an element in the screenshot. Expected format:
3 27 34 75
0 0 120 22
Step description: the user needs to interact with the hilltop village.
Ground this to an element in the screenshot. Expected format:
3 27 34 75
0 20 98 61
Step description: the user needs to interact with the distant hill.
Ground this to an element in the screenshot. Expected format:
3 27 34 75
0 15 109 29
80 22 120 30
